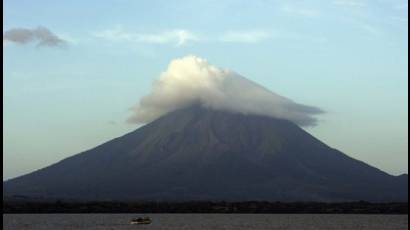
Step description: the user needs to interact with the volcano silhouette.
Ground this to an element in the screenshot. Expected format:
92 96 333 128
3 105 408 202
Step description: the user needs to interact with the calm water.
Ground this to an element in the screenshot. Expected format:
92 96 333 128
3 214 408 230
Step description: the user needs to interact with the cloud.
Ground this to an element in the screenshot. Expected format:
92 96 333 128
94 28 198 46
333 0 366 7
220 31 272 43
95 28 275 45
3 26 66 47
281 5 320 17
128 56 324 127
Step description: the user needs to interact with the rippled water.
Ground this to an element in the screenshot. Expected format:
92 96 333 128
3 214 408 230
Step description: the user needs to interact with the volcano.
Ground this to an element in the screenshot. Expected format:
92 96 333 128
3 105 408 202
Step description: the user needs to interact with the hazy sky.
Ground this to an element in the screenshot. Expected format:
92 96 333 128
3 0 408 180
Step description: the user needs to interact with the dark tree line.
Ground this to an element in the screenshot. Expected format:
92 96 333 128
3 200 408 214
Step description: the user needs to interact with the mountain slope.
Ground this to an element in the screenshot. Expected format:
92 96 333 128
3 105 408 202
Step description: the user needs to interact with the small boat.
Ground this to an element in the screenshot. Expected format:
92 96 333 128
130 217 152 225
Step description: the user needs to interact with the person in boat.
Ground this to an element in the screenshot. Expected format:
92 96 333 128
130 217 152 224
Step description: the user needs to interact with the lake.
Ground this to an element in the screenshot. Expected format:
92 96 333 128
3 214 408 230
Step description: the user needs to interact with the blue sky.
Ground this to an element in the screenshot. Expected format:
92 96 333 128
3 0 408 180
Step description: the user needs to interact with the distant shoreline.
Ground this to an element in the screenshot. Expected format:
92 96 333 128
3 201 408 214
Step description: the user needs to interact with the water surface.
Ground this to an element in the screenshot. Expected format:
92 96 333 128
3 214 408 230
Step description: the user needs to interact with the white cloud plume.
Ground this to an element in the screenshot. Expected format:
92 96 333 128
128 56 323 126
94 28 198 46
3 26 66 47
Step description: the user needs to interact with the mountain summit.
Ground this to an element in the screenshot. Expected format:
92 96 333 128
3 105 408 202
